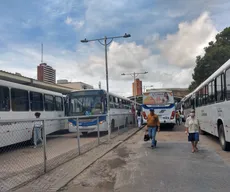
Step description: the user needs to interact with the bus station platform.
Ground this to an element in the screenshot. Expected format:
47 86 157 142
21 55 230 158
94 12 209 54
14 125 230 192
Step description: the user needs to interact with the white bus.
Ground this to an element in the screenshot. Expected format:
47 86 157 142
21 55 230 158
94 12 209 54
180 92 194 121
67 89 139 135
185 59 230 151
0 79 65 147
142 90 176 128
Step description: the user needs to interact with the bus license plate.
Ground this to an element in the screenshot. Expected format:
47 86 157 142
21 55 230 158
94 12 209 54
163 117 169 119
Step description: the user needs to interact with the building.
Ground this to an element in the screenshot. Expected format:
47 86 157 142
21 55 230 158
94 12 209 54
57 79 93 90
37 63 56 84
132 78 142 96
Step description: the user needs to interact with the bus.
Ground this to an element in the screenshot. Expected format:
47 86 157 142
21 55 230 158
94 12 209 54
0 79 65 148
184 59 230 151
179 92 194 122
66 89 139 135
142 90 176 128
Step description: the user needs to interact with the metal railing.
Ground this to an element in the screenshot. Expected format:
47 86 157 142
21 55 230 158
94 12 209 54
0 113 136 192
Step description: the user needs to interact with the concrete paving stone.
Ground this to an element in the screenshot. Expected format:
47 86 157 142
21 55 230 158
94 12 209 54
13 127 138 192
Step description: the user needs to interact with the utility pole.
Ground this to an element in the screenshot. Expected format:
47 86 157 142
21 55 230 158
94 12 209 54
121 72 148 126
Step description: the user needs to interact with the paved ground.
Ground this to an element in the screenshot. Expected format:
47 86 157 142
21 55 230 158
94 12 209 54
12 126 138 192
59 124 230 192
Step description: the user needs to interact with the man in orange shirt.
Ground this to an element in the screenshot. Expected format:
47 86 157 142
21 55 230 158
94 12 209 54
144 109 160 148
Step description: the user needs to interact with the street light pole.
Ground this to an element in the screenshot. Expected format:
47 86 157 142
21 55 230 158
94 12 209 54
81 33 131 139
121 71 148 127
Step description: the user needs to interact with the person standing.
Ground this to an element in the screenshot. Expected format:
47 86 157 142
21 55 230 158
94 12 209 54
176 111 180 125
185 109 200 153
144 109 160 148
137 110 142 128
33 112 43 148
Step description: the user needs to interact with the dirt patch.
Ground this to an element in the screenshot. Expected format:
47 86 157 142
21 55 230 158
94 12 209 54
116 146 130 158
107 157 126 169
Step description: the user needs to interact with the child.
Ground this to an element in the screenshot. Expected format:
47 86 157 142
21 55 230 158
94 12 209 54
33 112 43 148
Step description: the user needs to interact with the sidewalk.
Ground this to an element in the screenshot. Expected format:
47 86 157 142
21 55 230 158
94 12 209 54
13 127 141 192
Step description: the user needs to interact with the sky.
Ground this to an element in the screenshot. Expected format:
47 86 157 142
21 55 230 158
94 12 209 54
0 0 229 97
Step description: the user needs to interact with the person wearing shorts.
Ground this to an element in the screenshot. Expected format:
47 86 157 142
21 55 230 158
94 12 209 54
185 109 200 153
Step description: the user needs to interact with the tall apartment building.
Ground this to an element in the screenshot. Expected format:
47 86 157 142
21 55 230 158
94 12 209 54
132 78 142 96
37 63 56 84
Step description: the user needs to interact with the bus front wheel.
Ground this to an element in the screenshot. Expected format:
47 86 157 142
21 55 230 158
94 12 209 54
218 124 230 151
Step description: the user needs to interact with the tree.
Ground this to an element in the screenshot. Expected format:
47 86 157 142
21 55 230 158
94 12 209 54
189 27 230 91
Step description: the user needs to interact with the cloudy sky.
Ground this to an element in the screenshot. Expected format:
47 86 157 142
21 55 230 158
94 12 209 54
0 0 229 96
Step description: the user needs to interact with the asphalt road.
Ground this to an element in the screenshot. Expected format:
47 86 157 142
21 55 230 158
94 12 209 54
60 124 230 192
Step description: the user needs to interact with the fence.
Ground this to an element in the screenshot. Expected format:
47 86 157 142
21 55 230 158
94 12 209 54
0 113 136 192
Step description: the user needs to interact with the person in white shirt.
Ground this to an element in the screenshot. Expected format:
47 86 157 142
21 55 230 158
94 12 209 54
137 110 142 128
33 112 43 148
185 109 200 153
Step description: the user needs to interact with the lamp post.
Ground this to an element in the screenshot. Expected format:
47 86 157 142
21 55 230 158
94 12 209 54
121 72 148 126
81 33 131 139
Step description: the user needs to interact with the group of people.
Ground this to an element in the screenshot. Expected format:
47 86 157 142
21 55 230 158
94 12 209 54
143 109 200 152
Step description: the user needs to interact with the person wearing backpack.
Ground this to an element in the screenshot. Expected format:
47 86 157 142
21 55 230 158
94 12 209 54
144 109 160 148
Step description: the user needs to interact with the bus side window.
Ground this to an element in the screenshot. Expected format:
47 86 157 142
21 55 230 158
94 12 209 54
225 68 230 100
11 88 29 111
216 74 224 102
0 86 10 111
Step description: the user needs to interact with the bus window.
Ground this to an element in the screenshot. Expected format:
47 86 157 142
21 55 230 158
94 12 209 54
225 68 230 100
0 86 10 111
11 88 29 111
44 94 54 111
55 96 63 111
30 92 43 111
216 74 224 102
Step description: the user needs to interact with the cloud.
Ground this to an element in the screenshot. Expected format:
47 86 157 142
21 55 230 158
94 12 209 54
157 12 218 68
65 16 84 29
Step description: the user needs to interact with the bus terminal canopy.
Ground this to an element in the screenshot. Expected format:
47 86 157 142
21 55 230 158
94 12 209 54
0 70 73 94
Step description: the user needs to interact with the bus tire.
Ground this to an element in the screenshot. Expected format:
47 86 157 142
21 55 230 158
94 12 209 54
218 124 230 151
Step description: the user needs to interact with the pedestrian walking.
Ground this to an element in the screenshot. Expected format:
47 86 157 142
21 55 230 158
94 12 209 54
137 110 142 128
185 109 200 153
33 112 43 148
144 109 160 148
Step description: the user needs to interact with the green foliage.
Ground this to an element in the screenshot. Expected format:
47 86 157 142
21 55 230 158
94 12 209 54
189 27 230 91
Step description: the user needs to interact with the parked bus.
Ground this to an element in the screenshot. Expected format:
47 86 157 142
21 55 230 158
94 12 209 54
184 59 230 151
66 89 140 135
179 92 194 122
0 79 65 147
142 89 176 128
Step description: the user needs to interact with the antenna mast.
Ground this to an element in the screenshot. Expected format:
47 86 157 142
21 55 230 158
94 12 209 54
41 43 43 63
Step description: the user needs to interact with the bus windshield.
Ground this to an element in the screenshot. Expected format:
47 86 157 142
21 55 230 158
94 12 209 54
143 91 174 106
69 95 105 116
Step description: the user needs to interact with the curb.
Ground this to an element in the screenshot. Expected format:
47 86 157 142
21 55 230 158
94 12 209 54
57 126 143 191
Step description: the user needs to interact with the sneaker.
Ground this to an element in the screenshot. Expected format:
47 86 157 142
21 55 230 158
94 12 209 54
33 146 37 148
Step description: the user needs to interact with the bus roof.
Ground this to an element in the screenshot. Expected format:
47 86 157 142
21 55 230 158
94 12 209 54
0 79 63 96
193 59 230 94
145 89 173 93
70 89 140 104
